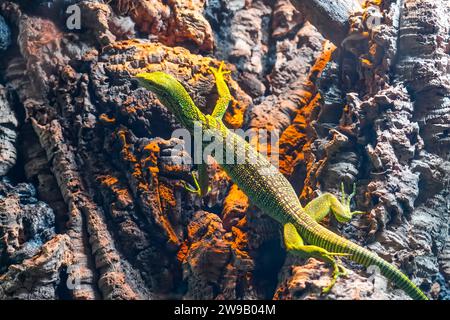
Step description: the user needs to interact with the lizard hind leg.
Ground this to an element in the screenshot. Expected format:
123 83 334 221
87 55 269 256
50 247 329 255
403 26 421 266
208 61 232 120
304 183 366 224
283 223 350 294
304 184 366 224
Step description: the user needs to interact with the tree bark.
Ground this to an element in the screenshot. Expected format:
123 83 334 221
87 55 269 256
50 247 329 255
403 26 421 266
289 0 362 45
0 0 449 300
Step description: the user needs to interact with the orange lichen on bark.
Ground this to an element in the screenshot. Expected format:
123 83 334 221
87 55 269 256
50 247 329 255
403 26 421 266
177 241 190 262
224 99 246 129
159 181 177 208
113 0 214 51
114 128 180 248
117 129 138 164
307 47 334 89
229 225 252 263
97 175 119 187
142 141 161 174
97 174 133 209
363 0 383 8
278 41 335 177
180 211 233 293
150 176 181 249
222 184 249 230
117 129 145 189
121 96 139 115
99 113 116 124
361 58 373 68
309 41 336 81
231 226 248 251
278 93 321 177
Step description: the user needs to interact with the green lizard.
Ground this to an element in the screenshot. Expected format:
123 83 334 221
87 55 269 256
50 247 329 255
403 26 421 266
135 62 428 300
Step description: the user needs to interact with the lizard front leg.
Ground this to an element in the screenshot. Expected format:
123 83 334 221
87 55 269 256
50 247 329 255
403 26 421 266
283 223 349 294
209 61 232 120
182 163 211 197
183 61 232 196
184 61 231 196
304 183 366 223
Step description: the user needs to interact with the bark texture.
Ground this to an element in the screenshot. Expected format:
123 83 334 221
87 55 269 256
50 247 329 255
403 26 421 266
0 0 448 300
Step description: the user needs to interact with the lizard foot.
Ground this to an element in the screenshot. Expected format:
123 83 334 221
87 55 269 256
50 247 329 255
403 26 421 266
283 223 350 294
182 171 211 197
337 182 367 221
209 61 231 78
322 260 348 294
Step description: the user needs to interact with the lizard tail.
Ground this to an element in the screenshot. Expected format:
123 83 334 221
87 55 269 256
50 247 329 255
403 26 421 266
349 244 428 300
295 215 429 300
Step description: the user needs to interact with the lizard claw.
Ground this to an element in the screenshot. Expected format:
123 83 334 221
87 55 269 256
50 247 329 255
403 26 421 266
337 182 368 221
322 261 348 294
182 172 202 196
209 61 231 77
182 181 201 196
182 171 210 197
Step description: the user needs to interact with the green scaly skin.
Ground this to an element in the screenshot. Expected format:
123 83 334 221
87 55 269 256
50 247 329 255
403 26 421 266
136 64 428 300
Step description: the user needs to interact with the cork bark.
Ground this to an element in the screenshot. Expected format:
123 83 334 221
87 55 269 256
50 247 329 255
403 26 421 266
0 0 448 300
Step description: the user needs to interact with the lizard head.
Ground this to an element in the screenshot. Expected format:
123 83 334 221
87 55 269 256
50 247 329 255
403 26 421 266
135 72 184 112
135 72 205 130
